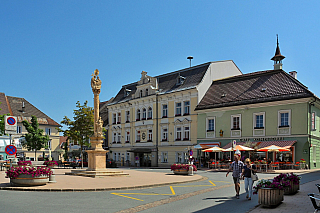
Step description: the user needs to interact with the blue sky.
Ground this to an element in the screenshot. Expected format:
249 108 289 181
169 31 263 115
1 1 320 127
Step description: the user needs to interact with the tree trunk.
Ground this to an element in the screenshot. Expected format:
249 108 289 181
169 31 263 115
80 145 83 169
35 150 37 161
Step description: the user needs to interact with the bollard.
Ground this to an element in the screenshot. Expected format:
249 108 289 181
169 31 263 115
49 168 57 183
188 165 194 176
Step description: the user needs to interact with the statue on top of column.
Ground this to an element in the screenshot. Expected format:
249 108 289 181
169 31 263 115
91 69 101 92
94 117 104 138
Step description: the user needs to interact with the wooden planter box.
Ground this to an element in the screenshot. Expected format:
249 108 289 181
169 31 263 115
173 169 188 175
10 174 49 186
284 181 300 195
258 188 284 207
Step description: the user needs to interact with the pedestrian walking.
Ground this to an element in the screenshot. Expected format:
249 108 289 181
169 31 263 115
226 154 244 199
241 158 256 200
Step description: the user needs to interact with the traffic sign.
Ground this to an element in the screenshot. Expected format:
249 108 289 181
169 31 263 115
5 116 17 132
5 145 17 155
7 155 15 159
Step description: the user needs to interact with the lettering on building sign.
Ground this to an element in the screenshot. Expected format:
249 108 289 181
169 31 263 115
239 137 284 142
17 116 48 124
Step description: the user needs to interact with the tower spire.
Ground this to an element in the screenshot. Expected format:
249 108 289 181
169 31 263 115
271 34 285 70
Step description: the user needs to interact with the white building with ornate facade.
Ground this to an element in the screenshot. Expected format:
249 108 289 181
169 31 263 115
106 61 242 167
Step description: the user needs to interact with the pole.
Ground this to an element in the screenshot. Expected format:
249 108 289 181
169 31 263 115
156 92 159 167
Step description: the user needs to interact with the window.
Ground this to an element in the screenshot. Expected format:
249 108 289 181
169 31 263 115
278 110 291 127
45 128 51 135
140 90 143 98
312 112 316 130
136 131 141 142
117 153 121 162
117 113 121 124
254 112 265 129
207 118 215 132
136 109 141 121
183 127 190 140
126 152 130 161
162 104 168 118
175 102 181 116
176 127 181 140
142 108 146 120
146 88 148 96
126 131 130 143
162 128 168 141
47 139 52 149
161 152 168 163
112 113 116 124
113 153 117 161
231 115 241 130
113 133 116 143
117 132 121 143
126 111 130 123
147 107 152 119
148 130 152 142
176 152 182 163
17 125 22 134
280 112 289 127
184 101 190 115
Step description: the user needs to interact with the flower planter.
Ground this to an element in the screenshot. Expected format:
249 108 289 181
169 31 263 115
10 174 49 186
258 188 284 207
284 180 299 195
173 169 188 175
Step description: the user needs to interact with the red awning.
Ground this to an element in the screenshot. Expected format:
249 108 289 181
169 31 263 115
222 141 296 150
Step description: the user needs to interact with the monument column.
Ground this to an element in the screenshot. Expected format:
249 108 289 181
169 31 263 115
86 69 107 170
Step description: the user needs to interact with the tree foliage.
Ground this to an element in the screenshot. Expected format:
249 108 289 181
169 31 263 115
58 101 94 168
22 115 50 161
0 102 10 136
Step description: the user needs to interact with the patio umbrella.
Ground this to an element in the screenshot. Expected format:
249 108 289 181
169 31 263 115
257 145 290 152
202 147 225 168
257 145 290 172
223 145 254 152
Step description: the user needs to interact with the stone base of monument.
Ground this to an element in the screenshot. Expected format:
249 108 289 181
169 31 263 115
65 169 129 177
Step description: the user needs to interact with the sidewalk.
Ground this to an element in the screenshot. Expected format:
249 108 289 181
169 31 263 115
0 168 203 191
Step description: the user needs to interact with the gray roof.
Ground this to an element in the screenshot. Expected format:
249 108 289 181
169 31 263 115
109 62 211 105
195 69 315 110
0 93 60 126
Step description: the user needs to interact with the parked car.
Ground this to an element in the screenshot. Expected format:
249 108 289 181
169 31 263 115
106 159 117 168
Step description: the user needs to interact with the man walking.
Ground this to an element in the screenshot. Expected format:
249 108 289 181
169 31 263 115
226 154 244 199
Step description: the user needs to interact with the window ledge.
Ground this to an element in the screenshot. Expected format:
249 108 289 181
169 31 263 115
206 130 214 132
254 127 264 129
278 125 289 128
162 116 168 118
175 114 181 117
231 128 241 130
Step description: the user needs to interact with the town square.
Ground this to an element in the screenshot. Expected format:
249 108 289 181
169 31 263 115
1 1 320 212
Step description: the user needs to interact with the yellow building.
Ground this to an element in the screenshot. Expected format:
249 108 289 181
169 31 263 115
106 61 242 167
0 93 61 161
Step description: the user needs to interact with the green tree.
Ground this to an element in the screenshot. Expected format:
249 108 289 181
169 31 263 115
22 115 50 161
0 102 10 136
58 101 94 168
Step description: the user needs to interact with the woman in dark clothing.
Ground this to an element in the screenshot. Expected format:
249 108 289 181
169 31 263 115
241 158 256 200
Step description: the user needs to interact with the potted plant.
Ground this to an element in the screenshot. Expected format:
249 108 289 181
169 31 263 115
253 179 290 207
6 166 52 186
43 160 58 168
170 163 197 175
17 161 32 166
273 173 301 194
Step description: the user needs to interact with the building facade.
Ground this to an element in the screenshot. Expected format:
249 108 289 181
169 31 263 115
107 61 242 167
195 48 320 169
0 93 61 161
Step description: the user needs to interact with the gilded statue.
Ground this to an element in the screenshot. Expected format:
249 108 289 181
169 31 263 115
91 69 102 91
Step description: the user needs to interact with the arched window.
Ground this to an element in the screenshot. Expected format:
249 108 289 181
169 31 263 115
148 107 152 119
146 88 149 96
142 108 146 120
140 90 143 98
136 109 141 121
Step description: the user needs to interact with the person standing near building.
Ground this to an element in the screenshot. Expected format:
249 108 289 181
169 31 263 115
226 154 244 199
241 158 256 200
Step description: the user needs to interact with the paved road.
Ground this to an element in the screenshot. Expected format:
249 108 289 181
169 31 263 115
0 169 282 213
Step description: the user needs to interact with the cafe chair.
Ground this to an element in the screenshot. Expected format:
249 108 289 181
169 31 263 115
308 193 320 213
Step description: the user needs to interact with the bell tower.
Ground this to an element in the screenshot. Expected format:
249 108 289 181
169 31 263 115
271 35 285 70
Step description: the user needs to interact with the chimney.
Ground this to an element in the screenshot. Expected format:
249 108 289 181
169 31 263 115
22 101 25 113
289 71 297 79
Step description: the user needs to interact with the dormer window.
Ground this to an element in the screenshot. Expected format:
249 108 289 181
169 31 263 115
125 88 131 97
177 75 186 85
